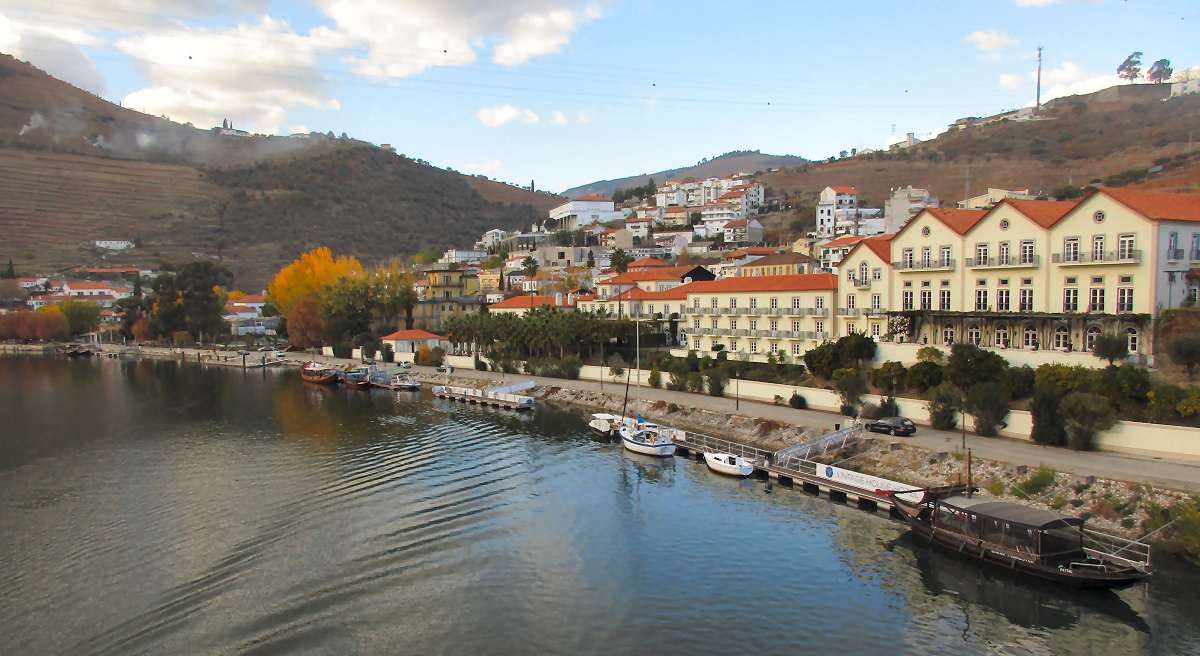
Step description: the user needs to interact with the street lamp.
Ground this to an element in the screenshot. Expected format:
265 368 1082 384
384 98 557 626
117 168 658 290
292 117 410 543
736 370 741 411
961 392 968 450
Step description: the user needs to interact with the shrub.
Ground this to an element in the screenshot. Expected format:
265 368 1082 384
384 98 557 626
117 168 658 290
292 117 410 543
869 361 907 391
706 370 726 397
985 478 1005 497
558 355 582 380
878 396 899 418
1167 334 1200 381
475 357 487 371
361 341 377 359
1060 392 1117 451
1014 464 1057 498
333 341 353 359
1148 384 1188 423
380 343 394 363
1091 332 1129 365
687 371 704 393
859 402 882 420
925 382 961 431
430 346 445 367
1095 365 1151 415
417 345 433 366
1002 365 1036 400
1029 385 1067 446
965 381 1010 437
668 361 689 391
832 368 867 411
774 394 784 406
916 346 944 363
836 332 876 369
945 343 1008 389
840 403 858 417
173 330 193 345
1035 363 1098 397
789 391 807 409
648 363 662 388
243 333 256 348
608 354 625 384
905 361 943 392
803 341 842 379
667 403 679 413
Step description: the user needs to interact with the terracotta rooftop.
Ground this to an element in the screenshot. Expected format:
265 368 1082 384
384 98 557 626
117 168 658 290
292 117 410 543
380 329 443 340
997 199 1081 229
1099 187 1200 223
678 273 838 293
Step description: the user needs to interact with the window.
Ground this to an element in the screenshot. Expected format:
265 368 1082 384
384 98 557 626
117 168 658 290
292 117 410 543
815 320 824 333
871 323 881 338
711 318 719 330
903 290 914 310
977 279 987 286
1086 326 1101 350
999 278 1009 286
1024 324 1038 348
749 320 758 331
1090 288 1105 312
941 279 951 287
975 289 988 311
792 297 801 309
1064 288 1078 312
694 338 701 350
1092 235 1105 261
1127 327 1139 353
1118 234 1136 260
792 343 801 356
967 324 981 346
694 318 701 329
1119 275 1132 284
770 319 778 331
1021 278 1032 285
846 295 856 309
711 297 718 309
904 281 912 287
648 304 654 316
872 294 881 310
920 290 932 310
770 342 779 354
1065 277 1077 285
859 261 868 282
846 323 857 334
942 323 955 345
939 246 952 266
792 321 801 332
694 297 701 308
1118 287 1134 313
730 298 738 310
749 341 757 354
1168 231 1179 259
748 297 756 309
815 297 824 309
999 242 1010 263
975 243 989 264
872 268 882 280
1019 240 1035 265
902 248 914 268
939 289 951 310
729 319 738 331
923 280 931 287
1063 237 1080 263
995 324 1009 347
770 297 778 309
1019 289 1033 312
1054 325 1070 349
921 247 931 267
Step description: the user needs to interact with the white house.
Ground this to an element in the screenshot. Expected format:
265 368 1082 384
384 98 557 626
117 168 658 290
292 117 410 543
17 277 48 289
655 185 687 207
626 218 653 238
60 282 131 299
549 195 625 230
722 218 763 246
661 206 692 227
438 249 488 265
956 187 1035 210
380 329 446 354
1171 79 1200 97
883 186 940 234
476 228 509 250
816 186 859 237
94 240 135 250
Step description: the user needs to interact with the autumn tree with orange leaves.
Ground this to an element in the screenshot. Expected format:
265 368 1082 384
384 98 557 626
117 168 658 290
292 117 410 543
268 247 364 319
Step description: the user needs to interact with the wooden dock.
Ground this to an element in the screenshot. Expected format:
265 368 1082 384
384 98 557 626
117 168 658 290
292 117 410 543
433 384 535 411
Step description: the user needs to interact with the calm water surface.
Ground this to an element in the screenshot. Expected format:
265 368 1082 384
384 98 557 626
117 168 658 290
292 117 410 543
1 355 1199 655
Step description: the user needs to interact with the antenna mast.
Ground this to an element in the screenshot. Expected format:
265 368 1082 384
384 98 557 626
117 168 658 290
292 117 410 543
1036 46 1044 114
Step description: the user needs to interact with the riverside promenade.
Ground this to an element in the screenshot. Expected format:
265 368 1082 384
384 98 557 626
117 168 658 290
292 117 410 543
120 346 1200 493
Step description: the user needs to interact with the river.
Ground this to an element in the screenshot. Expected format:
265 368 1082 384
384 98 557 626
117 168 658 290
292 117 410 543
1 355 1198 655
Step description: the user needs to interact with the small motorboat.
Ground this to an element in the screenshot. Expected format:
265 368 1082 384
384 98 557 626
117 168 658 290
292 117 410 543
374 371 420 390
342 365 375 390
618 422 676 457
588 413 621 437
703 452 755 477
301 362 340 384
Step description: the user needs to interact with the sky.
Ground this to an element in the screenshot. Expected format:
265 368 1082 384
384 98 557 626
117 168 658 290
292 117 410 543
1 0 1198 193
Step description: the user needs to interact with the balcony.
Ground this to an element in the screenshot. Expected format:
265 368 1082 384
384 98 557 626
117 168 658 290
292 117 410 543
717 328 730 336
785 307 802 316
1051 250 1141 265
719 307 731 315
735 329 749 336
755 329 771 337
814 331 830 341
1190 250 1200 262
807 307 829 317
966 255 1040 269
862 307 887 316
893 259 956 272
837 307 861 317
1168 248 1184 261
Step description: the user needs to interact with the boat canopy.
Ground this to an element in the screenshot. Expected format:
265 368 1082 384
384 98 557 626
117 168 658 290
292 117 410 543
939 496 1083 531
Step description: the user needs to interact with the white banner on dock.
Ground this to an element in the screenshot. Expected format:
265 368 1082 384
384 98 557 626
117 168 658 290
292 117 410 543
816 464 923 503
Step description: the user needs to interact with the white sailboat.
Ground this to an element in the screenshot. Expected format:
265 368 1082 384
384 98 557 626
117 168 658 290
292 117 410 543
617 319 676 457
703 452 755 477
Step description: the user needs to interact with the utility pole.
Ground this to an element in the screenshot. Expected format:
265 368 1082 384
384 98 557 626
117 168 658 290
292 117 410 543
965 167 971 204
1036 46 1044 115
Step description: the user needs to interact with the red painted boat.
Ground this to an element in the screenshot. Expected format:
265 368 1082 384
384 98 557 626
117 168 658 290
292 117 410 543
301 363 340 384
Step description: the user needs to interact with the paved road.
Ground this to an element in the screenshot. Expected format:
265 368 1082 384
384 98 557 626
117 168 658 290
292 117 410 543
124 346 1200 493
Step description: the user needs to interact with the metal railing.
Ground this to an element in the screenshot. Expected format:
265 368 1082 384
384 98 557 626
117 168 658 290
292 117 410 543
1082 528 1151 570
893 259 956 271
1167 248 1184 261
1051 250 1141 264
683 431 775 464
837 307 861 317
966 255 1041 268
773 422 863 470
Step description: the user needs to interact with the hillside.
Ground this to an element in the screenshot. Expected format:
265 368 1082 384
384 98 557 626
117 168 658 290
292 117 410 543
759 87 1200 210
561 151 809 199
0 52 561 289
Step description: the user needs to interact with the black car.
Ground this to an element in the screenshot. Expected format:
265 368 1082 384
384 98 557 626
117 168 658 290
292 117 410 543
865 416 916 436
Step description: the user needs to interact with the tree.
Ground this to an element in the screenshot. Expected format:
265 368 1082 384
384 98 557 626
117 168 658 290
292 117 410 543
607 354 624 386
1147 59 1173 84
268 247 364 319
945 342 1007 390
1091 332 1129 366
1030 385 1067 446
667 361 689 391
925 381 961 431
2 258 14 279
648 363 661 388
905 361 943 392
35 308 69 341
869 361 907 391
836 332 876 370
57 298 101 335
288 297 324 348
706 370 727 397
1117 51 1143 83
610 248 632 275
833 368 867 415
144 262 233 342
965 381 1010 437
1060 392 1117 450
1167 334 1200 381
521 256 539 279
320 273 374 342
916 346 944 363
803 341 842 380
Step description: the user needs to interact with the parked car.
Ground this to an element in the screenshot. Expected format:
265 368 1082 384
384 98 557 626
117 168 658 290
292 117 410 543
864 416 916 436
400 361 412 369
284 345 305 352
258 346 277 352
236 350 250 356
361 357 376 365
437 364 454 373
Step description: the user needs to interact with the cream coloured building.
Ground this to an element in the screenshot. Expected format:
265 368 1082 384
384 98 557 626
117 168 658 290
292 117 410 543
835 234 896 340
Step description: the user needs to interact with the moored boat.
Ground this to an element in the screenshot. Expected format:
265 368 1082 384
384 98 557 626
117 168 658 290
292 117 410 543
374 371 420 390
588 413 621 437
703 452 755 477
618 422 676 457
890 488 1151 589
341 365 376 390
301 362 340 384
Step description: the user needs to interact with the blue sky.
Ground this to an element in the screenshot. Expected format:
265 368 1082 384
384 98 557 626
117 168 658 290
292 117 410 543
1 0 1197 193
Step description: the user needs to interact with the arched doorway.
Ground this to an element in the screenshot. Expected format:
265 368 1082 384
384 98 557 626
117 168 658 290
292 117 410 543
1023 324 1038 348
1053 325 1070 350
967 324 981 346
1127 327 1139 354
1085 325 1102 351
942 323 955 345
995 324 1009 348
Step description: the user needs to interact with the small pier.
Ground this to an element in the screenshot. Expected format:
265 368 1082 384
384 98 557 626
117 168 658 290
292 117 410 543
433 381 536 411
674 423 910 516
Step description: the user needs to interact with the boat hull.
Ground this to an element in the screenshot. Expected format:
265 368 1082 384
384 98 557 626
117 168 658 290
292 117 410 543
619 427 675 456
703 452 755 477
893 497 1149 590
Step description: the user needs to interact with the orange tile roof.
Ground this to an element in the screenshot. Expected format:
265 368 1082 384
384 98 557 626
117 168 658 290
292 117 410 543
822 234 871 249
741 252 814 267
843 233 896 262
381 329 443 340
574 194 610 202
487 295 575 309
678 273 838 293
605 266 698 283
64 282 122 291
724 219 750 227
921 207 988 235
994 198 1080 229
238 294 267 304
725 247 776 260
1099 187 1200 222
664 206 690 213
628 257 669 267
607 286 691 301
827 186 857 194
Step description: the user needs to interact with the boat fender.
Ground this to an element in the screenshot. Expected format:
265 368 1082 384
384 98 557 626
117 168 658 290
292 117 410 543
671 434 676 443
958 543 965 553
1010 558 1017 570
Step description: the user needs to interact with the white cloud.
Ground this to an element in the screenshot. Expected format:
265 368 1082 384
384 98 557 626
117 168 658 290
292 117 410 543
493 8 583 66
1027 74 1125 105
1032 61 1088 85
575 109 590 123
465 159 502 174
967 29 1019 52
477 104 539 127
116 16 334 134
550 111 568 125
0 13 107 94
999 74 1025 89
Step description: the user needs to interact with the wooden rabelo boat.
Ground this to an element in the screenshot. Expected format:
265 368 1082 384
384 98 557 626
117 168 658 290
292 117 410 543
301 362 340 385
889 485 1151 590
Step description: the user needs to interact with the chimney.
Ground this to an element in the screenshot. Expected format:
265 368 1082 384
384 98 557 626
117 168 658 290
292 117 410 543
556 293 563 306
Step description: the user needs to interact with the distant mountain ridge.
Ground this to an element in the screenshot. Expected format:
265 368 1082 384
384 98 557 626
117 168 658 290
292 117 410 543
562 151 809 199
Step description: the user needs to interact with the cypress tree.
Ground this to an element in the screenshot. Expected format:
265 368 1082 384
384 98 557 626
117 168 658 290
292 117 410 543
1030 385 1067 447
3 258 13 279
